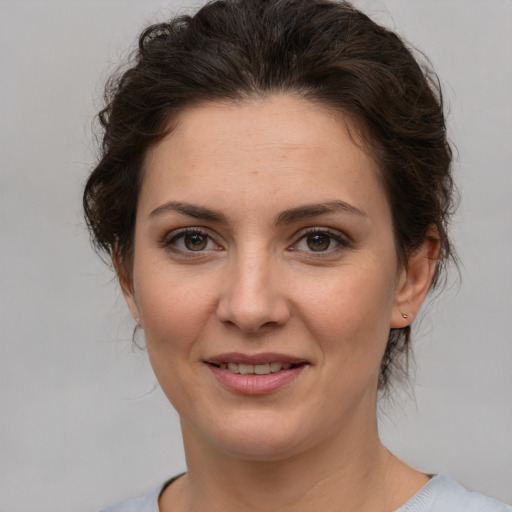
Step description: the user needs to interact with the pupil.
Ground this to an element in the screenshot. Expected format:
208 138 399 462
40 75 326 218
185 233 207 251
307 233 330 251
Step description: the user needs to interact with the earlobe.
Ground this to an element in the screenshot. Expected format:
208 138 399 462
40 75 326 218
391 226 440 328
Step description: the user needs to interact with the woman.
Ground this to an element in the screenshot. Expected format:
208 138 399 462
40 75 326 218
84 0 510 510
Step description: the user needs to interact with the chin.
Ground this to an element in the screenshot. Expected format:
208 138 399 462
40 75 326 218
188 409 322 462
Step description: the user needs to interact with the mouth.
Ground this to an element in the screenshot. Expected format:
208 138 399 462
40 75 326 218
204 353 308 394
208 361 304 375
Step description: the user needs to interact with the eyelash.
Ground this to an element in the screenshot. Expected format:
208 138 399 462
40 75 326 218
160 227 350 256
161 228 222 255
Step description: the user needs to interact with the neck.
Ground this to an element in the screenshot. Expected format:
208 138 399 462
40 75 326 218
160 415 426 512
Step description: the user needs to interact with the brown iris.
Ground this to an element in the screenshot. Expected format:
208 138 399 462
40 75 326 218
306 233 331 251
184 233 208 251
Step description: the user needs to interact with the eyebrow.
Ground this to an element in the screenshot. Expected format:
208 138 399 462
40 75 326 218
275 200 367 224
149 201 229 223
149 199 366 224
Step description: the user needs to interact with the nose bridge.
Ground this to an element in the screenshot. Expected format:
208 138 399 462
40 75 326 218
217 245 289 332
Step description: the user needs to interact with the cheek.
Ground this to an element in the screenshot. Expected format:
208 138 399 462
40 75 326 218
299 261 397 359
134 266 217 357
135 274 219 406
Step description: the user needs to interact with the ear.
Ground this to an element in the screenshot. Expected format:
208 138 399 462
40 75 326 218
390 226 440 328
113 256 141 324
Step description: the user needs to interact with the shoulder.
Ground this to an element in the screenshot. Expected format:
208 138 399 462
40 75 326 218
98 481 168 512
397 475 511 512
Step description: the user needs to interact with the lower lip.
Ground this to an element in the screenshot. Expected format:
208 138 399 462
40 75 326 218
207 364 306 395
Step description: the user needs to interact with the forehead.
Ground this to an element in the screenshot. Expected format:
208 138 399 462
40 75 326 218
140 94 389 222
148 95 370 166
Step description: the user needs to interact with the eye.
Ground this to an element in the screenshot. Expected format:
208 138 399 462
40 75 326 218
303 232 332 252
164 228 220 253
182 232 209 251
291 229 348 253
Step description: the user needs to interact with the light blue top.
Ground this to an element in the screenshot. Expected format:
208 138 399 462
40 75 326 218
100 474 511 512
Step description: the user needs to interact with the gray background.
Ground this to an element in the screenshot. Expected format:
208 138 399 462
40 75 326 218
1 1 511 510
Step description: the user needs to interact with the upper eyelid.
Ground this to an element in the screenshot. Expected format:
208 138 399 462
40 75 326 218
164 226 214 238
296 226 342 235
293 226 350 242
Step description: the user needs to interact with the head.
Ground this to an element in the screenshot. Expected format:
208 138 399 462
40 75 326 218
84 0 455 394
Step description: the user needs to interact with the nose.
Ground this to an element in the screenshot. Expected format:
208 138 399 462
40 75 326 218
216 251 291 333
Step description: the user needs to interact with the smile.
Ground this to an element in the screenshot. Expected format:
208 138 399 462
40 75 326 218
205 353 308 394
214 362 294 374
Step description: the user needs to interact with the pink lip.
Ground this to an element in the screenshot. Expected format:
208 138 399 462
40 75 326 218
208 364 306 395
205 353 308 396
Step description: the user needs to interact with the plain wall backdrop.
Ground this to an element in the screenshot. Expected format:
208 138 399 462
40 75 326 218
1 1 511 510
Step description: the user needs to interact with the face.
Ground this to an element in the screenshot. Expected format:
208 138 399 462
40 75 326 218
123 95 419 461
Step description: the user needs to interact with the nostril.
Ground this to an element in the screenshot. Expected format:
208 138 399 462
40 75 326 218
220 318 279 334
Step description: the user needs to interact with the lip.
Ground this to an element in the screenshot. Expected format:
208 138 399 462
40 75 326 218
204 353 308 396
205 352 307 365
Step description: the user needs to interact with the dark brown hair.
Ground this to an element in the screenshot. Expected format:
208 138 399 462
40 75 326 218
84 0 456 390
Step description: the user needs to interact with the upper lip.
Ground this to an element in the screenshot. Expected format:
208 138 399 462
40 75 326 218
205 352 308 366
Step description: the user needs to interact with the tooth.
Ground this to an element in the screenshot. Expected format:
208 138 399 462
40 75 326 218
270 362 282 373
281 363 292 370
228 363 240 373
219 363 227 370
238 363 254 374
254 364 271 375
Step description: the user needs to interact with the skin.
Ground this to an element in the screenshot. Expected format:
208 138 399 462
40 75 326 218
120 95 439 512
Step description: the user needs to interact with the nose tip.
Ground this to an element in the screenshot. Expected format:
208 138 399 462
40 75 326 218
216 260 290 333
217 298 289 333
